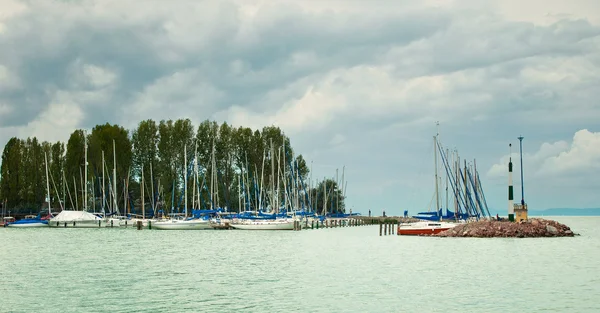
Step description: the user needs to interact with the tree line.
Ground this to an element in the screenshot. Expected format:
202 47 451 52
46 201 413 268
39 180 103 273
0 119 346 215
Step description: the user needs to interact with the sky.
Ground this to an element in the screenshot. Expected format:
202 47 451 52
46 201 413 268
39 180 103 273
1 0 599 216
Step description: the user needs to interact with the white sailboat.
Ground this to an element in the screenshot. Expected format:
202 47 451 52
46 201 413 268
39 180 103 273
122 163 156 227
49 134 107 228
230 140 297 231
401 124 460 234
153 144 211 230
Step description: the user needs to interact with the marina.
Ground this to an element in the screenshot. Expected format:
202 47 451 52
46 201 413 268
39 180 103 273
1 1 599 311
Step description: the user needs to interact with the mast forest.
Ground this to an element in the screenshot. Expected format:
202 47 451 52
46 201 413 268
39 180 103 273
0 119 346 216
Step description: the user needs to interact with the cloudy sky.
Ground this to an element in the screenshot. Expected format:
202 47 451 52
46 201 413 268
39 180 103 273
1 0 599 216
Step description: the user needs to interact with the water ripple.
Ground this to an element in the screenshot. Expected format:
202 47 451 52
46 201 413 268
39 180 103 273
1 216 599 312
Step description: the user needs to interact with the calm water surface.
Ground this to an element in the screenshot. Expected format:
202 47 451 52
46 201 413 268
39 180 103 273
1 216 599 312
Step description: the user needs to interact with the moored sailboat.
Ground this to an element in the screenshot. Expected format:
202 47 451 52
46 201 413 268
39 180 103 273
48 132 107 228
153 144 212 230
8 152 54 228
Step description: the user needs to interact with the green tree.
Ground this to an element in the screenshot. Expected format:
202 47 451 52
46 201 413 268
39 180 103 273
172 118 194 210
158 120 177 212
87 123 132 213
131 119 159 215
50 141 66 209
0 138 23 209
131 119 159 180
310 179 345 215
65 129 85 209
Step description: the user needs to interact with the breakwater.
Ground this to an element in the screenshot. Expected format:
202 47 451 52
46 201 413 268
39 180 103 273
434 218 576 238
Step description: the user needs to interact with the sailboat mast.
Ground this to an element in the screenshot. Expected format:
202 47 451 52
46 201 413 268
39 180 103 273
474 159 480 216
62 169 65 210
142 164 145 220
210 142 214 210
335 168 339 214
123 177 127 216
323 179 327 215
112 140 118 215
102 151 105 214
464 159 468 216
45 152 51 216
341 166 345 213
184 144 187 217
434 132 440 215
276 148 281 213
282 139 286 212
150 162 155 213
271 138 275 212
295 160 300 211
445 148 449 214
84 133 88 211
73 176 78 210
192 143 197 211
309 161 313 212
92 178 95 213
238 174 242 213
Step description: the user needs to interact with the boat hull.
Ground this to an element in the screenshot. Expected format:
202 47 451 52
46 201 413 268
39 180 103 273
398 227 452 235
230 219 295 230
6 221 48 228
119 219 156 228
47 220 106 228
398 221 458 236
152 219 212 230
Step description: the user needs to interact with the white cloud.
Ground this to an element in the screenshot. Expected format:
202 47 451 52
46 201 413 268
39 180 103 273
17 91 85 143
539 129 600 175
492 0 600 25
0 0 27 33
82 64 117 87
488 130 600 179
0 102 13 115
0 64 19 90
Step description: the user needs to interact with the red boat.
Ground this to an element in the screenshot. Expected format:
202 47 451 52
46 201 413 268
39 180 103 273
398 221 457 236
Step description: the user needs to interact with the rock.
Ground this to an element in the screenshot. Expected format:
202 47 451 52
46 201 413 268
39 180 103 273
546 225 558 235
434 218 575 238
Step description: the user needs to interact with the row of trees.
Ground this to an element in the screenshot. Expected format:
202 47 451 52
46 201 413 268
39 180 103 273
0 119 346 215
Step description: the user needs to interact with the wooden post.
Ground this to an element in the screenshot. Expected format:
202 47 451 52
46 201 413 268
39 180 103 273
311 220 314 229
379 221 382 236
137 221 142 230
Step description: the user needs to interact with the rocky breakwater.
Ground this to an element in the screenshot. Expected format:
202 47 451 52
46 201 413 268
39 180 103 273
434 218 576 238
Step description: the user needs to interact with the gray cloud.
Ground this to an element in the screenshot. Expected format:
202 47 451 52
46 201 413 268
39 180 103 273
1 0 599 213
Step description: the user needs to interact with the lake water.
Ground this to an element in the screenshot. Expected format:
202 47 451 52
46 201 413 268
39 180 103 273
1 216 599 312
